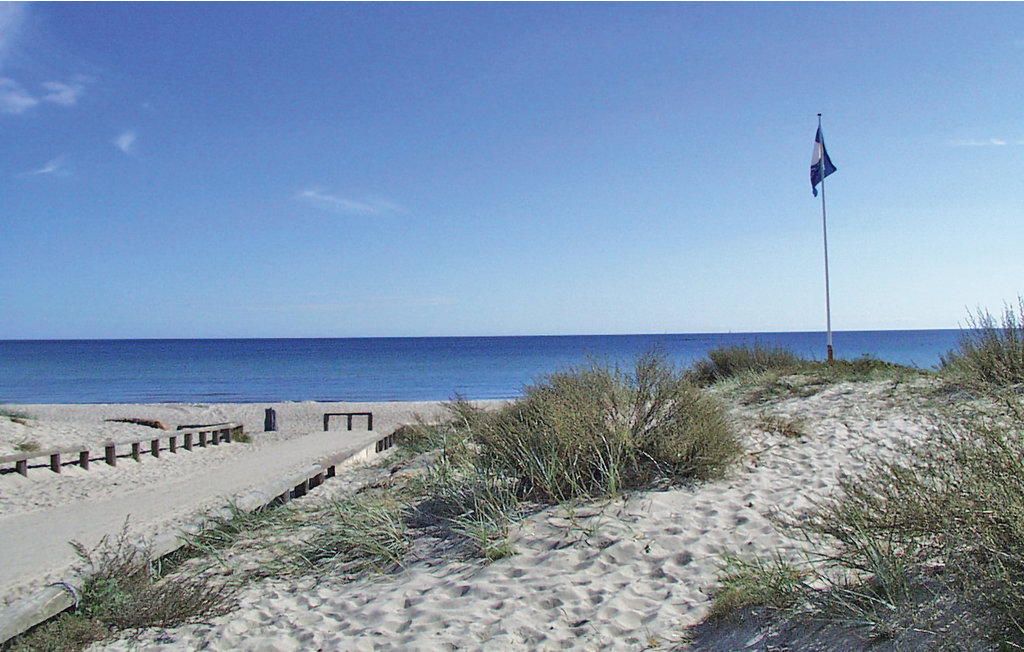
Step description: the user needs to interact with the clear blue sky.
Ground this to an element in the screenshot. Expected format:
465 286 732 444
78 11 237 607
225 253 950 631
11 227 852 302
3 2 1024 339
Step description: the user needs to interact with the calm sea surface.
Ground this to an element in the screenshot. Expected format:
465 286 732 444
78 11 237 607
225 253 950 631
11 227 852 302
0 331 965 404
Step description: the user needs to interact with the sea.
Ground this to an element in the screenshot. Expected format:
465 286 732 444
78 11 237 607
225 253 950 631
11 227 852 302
0 330 966 404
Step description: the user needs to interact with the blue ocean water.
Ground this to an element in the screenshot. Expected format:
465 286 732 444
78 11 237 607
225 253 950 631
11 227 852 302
0 331 965 404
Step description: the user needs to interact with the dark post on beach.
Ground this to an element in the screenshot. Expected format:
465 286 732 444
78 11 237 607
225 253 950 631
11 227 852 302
264 408 277 432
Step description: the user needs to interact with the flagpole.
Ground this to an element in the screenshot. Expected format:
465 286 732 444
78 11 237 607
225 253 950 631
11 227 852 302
818 113 834 362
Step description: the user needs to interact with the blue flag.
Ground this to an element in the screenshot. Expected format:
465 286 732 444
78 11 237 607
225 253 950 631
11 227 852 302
810 125 836 197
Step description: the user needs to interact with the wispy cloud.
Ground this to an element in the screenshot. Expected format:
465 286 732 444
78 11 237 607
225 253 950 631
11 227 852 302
949 138 1024 147
19 156 68 177
297 188 403 215
0 75 90 114
114 130 137 155
40 79 86 106
0 76 36 113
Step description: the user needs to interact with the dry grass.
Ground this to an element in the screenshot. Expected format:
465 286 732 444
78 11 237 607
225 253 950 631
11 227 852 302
942 297 1024 387
472 352 741 503
705 390 1024 650
3 522 236 652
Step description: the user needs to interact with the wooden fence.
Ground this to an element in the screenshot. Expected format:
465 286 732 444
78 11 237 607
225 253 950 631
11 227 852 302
0 424 243 478
0 429 396 645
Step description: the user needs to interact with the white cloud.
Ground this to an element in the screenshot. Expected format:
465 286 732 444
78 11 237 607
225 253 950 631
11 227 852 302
0 75 90 114
0 76 37 113
949 138 1019 147
20 156 67 177
40 80 85 106
114 130 137 155
297 188 403 215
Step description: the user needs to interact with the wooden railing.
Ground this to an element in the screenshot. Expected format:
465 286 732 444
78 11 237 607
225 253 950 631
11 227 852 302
0 424 243 477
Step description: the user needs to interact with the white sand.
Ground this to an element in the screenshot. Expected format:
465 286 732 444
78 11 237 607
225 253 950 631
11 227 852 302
0 401 466 609
3 381 939 651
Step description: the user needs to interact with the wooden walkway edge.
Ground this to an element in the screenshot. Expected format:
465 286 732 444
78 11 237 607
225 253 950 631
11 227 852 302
0 429 396 645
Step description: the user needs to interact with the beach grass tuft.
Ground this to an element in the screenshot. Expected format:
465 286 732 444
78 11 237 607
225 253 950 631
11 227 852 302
4 522 236 652
707 553 809 621
687 344 804 386
284 492 409 576
471 351 741 503
706 393 1024 649
13 439 40 453
941 297 1024 387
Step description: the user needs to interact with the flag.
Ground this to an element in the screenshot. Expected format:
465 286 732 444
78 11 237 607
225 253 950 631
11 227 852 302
810 125 836 197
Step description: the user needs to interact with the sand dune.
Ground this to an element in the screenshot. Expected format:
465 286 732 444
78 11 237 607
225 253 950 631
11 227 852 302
1 379 938 651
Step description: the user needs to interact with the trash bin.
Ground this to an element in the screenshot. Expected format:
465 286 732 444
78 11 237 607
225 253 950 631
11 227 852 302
264 408 277 432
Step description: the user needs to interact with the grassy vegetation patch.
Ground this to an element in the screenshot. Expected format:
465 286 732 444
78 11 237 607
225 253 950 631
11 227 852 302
13 439 40 453
707 553 809 621
472 352 741 502
3 523 236 652
688 344 804 386
942 297 1024 387
705 396 1024 649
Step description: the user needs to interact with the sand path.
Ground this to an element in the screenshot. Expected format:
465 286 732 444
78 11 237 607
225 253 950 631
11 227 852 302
0 430 382 599
0 401 457 607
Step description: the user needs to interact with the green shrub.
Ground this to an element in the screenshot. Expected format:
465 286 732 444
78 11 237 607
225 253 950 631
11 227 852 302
688 344 805 386
942 298 1024 386
472 352 740 502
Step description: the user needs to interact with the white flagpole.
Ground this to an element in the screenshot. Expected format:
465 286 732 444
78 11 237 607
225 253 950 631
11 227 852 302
818 113 834 362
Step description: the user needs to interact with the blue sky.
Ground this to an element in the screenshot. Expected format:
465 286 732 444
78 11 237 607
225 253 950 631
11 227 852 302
3 2 1024 339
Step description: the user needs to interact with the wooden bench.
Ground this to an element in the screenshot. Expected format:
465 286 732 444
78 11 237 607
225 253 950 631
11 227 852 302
323 412 373 432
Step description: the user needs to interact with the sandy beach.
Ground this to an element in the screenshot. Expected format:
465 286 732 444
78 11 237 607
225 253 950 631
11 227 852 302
0 401 464 610
0 378 942 650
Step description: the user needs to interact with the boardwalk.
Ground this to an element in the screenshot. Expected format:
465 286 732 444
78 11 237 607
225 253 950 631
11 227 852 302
0 428 388 605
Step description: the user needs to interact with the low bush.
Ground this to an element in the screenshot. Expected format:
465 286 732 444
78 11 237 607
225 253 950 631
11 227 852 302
472 351 740 502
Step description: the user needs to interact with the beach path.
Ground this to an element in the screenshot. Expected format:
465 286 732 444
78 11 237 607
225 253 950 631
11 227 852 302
0 408 423 606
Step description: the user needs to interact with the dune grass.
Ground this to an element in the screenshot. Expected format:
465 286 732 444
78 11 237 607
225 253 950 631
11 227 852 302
3 523 236 652
941 297 1024 387
705 391 1024 650
687 343 804 386
5 352 744 650
471 351 741 503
